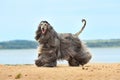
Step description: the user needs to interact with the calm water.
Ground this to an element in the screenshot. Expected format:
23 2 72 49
0 48 120 64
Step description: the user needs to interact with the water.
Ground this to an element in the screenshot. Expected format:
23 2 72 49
90 48 120 63
0 49 37 64
0 48 120 64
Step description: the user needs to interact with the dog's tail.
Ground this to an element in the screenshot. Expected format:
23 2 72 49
74 19 86 37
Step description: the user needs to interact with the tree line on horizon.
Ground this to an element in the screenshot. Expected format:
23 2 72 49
0 39 120 49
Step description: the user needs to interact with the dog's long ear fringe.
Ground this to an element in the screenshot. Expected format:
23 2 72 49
35 31 41 41
35 24 42 40
74 19 86 37
46 21 53 31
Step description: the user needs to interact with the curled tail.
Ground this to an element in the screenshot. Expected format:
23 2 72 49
75 19 86 37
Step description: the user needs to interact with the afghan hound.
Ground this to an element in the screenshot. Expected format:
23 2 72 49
35 19 92 67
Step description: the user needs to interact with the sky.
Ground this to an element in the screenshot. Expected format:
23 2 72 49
0 0 120 41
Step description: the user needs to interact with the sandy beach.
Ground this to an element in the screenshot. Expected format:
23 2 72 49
0 63 120 80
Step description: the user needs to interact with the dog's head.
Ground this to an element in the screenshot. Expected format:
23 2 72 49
35 21 53 42
39 21 53 35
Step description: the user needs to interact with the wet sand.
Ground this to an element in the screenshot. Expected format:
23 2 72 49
0 63 120 80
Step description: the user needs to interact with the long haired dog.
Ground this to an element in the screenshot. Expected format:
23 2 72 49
35 19 92 67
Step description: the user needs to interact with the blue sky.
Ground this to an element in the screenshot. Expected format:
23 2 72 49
0 0 120 41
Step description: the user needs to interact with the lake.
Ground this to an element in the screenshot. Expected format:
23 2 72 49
0 48 120 64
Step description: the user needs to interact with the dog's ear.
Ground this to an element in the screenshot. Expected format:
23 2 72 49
38 23 42 31
46 23 53 31
49 26 53 30
35 25 41 40
35 32 41 40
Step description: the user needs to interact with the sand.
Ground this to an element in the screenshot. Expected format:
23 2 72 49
0 63 120 80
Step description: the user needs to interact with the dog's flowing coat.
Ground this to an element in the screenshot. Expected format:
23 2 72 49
35 19 92 67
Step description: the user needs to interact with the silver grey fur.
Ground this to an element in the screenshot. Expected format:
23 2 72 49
35 20 92 67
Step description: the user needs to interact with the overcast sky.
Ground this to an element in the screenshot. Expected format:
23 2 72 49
0 0 120 41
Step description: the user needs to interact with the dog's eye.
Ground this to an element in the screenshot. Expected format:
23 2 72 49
43 23 47 27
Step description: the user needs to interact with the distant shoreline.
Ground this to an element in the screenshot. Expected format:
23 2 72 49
0 47 120 50
0 39 120 49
